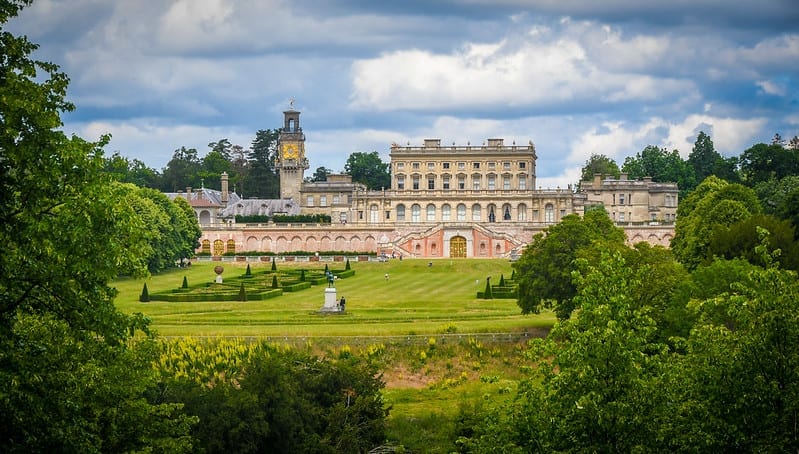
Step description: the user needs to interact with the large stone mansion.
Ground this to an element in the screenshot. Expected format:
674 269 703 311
173 109 678 258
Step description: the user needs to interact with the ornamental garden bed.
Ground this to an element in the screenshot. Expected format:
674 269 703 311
141 261 353 303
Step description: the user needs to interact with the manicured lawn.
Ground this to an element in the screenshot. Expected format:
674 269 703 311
114 258 552 451
113 258 554 337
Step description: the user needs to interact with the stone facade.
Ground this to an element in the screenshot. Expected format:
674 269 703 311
180 108 678 258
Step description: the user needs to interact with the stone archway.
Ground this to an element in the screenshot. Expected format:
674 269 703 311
450 236 467 258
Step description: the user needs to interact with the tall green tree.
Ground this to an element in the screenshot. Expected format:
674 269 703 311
0 2 194 450
460 253 667 452
513 209 627 320
662 260 799 452
579 153 620 183
307 166 332 182
345 151 390 190
161 146 202 192
671 176 762 270
687 131 721 183
245 129 280 198
622 145 697 195
739 142 799 186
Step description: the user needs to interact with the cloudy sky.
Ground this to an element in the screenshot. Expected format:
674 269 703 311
9 0 799 188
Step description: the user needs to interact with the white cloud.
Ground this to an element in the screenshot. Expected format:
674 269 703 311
756 79 787 96
349 19 695 111
665 115 768 156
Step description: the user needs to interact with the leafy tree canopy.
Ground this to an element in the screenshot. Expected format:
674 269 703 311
345 151 390 190
513 209 626 320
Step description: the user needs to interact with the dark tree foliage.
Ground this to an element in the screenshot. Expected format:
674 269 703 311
161 146 203 192
622 145 697 195
308 166 332 182
0 2 194 450
708 214 799 271
579 153 620 183
345 151 391 190
513 209 626 320
739 142 799 186
245 129 280 198
688 131 722 183
672 176 762 270
161 348 388 453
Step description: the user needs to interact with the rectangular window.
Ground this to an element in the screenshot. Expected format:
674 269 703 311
619 212 625 222
488 176 496 190
519 162 526 169
458 176 465 190
320 195 327 206
427 162 435 170
619 194 625 205
532 209 539 221
560 209 566 218
428 177 435 190
472 178 480 190
386 211 391 220
397 162 405 170
306 196 314 207
458 162 465 170
412 162 420 170
503 176 511 190
333 195 340 204
443 176 450 190
503 161 511 170
412 176 420 190
473 162 480 169
488 162 495 169
443 162 450 170
397 176 405 190
519 177 526 190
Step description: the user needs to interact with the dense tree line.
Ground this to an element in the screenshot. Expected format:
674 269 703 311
458 165 799 450
0 3 388 452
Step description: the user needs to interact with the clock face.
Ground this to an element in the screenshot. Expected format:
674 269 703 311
282 143 299 159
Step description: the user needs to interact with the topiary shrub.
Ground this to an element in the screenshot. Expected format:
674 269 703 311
483 277 493 299
238 282 247 301
300 269 306 282
245 263 252 276
324 264 329 273
271 257 277 271
182 276 188 288
499 274 505 286
140 283 150 302
272 275 278 289
345 258 351 270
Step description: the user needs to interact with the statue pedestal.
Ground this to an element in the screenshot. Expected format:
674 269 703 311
320 287 341 313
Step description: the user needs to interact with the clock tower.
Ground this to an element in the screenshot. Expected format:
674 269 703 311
277 106 309 200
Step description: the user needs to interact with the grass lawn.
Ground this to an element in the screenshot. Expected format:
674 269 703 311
113 258 555 338
113 258 552 451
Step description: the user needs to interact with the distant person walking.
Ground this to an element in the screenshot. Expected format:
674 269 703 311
339 296 346 311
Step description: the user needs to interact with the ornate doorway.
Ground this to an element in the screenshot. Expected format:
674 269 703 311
450 236 467 258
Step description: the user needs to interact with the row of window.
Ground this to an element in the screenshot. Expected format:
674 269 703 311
306 194 349 207
377 203 562 223
396 161 528 171
396 174 528 191
611 193 677 207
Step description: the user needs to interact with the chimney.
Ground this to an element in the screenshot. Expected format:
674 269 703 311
221 172 229 204
593 173 601 187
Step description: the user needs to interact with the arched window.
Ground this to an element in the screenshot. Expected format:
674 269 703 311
369 204 379 223
426 204 436 221
503 204 512 221
545 204 555 223
411 204 421 222
517 203 527 221
457 204 466 221
441 204 451 221
472 204 481 221
396 204 406 221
